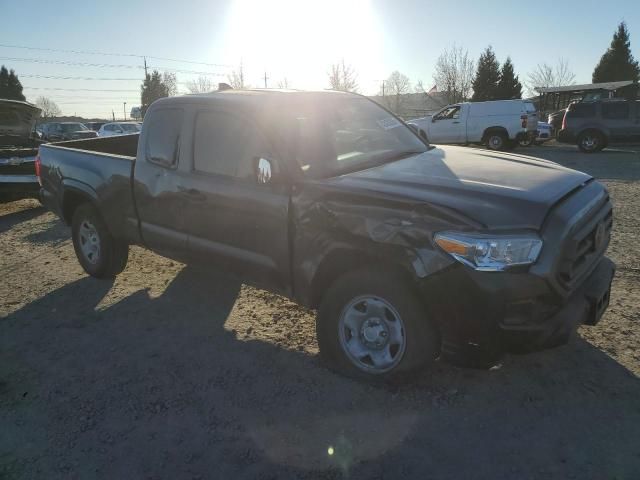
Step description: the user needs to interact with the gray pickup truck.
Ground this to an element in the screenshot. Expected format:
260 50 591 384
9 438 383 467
39 90 615 379
0 99 43 201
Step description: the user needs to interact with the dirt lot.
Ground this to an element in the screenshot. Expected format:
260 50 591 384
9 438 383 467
1 144 640 479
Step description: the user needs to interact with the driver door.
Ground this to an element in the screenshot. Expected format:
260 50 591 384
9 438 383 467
428 105 465 144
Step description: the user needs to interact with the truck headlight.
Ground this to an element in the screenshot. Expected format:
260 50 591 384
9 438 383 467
434 232 543 271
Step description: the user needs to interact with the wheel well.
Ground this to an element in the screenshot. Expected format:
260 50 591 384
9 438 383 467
482 127 509 142
62 190 94 225
578 128 607 141
309 249 414 309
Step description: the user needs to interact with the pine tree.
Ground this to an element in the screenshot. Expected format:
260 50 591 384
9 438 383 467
471 46 501 101
140 70 170 117
0 66 26 101
496 57 522 99
0 66 8 96
6 68 26 101
593 22 640 85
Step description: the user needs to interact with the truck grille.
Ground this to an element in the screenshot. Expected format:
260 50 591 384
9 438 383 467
556 195 612 290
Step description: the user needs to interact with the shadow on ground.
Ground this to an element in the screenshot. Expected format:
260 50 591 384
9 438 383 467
0 204 45 234
2 266 639 479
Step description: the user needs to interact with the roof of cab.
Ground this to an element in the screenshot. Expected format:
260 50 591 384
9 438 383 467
149 88 355 110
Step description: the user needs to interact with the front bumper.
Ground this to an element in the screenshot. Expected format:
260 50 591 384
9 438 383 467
419 256 615 366
557 129 575 144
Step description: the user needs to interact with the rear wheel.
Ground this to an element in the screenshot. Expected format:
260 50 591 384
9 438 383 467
485 131 508 151
72 203 129 278
577 130 605 153
316 269 439 380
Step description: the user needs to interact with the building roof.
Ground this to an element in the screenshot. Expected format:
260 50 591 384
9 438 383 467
535 80 634 94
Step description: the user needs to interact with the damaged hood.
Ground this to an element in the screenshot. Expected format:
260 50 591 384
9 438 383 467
324 145 591 230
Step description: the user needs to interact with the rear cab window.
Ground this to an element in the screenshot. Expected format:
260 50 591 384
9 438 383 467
145 108 184 168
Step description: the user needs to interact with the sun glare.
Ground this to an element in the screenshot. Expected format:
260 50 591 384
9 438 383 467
222 0 382 91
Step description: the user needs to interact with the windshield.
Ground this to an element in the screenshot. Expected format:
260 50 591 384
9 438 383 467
281 97 427 178
61 123 88 132
120 124 139 133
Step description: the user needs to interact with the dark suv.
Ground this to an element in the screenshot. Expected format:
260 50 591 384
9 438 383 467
557 100 640 153
41 122 98 142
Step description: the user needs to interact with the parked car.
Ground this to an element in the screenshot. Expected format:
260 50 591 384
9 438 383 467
42 122 98 142
535 121 554 144
518 121 554 147
0 99 43 201
408 99 538 151
557 99 640 153
84 122 105 132
38 90 615 379
97 122 142 137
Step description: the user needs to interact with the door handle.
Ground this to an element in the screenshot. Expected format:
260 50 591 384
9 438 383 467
452 121 460 124
177 186 206 201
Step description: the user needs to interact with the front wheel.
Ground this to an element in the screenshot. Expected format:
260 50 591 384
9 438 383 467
316 269 439 380
72 203 129 278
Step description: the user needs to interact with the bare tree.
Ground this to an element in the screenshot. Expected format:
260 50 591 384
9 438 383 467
432 45 475 104
227 65 247 89
162 72 178 96
35 96 61 119
526 58 576 94
186 76 214 94
381 70 411 114
277 77 291 89
327 60 358 92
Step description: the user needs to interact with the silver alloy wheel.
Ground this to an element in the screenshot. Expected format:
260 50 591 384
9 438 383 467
581 134 598 151
338 295 406 373
488 134 503 150
78 220 101 265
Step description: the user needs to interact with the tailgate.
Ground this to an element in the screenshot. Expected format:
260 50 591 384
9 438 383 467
524 101 539 132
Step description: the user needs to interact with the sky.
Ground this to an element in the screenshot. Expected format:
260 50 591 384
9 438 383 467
1 0 639 118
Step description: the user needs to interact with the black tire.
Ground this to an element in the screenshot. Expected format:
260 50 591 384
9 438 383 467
316 269 439 380
485 131 509 151
577 130 605 153
71 203 129 278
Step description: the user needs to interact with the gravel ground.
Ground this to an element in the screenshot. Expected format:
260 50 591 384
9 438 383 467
1 145 640 479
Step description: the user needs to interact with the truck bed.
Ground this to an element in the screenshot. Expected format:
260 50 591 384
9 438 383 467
50 133 139 158
38 134 140 242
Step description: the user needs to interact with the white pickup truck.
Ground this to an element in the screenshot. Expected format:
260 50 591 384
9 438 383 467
409 99 538 151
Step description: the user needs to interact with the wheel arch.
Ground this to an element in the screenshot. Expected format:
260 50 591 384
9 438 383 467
307 247 422 310
481 126 510 143
61 181 99 225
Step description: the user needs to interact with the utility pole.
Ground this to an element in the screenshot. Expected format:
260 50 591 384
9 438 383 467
123 102 127 121
263 70 269 89
382 80 386 97
143 56 148 77
112 110 115 121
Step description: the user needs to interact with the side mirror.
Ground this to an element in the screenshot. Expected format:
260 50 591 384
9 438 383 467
256 157 272 184
431 117 436 123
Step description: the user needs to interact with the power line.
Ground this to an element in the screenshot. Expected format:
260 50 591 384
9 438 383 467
0 43 231 67
20 74 142 81
0 56 228 76
24 86 139 92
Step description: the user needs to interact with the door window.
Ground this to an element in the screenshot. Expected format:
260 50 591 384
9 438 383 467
193 110 272 180
434 106 461 121
145 108 183 168
602 102 630 120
